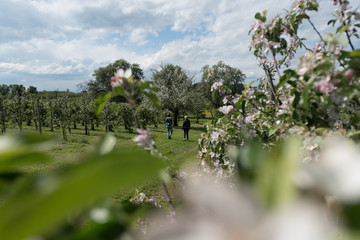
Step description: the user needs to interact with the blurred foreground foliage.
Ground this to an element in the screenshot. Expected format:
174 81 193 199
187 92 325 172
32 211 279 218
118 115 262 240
0 134 165 240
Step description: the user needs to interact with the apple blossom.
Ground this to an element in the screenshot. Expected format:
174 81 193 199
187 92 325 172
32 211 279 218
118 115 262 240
344 69 355 80
314 76 335 93
219 105 234 115
110 68 132 87
132 128 154 149
211 81 223 92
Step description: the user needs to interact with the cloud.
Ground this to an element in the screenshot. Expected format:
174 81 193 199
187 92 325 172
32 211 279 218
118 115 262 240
0 0 353 91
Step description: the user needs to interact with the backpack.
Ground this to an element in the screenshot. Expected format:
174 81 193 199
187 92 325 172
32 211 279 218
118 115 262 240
165 117 172 127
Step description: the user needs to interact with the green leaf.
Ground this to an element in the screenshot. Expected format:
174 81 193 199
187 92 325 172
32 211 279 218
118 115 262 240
72 221 126 240
0 135 56 173
0 152 50 172
277 75 291 89
337 24 349 34
143 92 161 107
268 125 281 137
343 203 360 231
327 19 337 27
92 134 117 156
290 14 298 33
229 142 264 181
112 86 125 97
302 83 312 111
95 93 111 116
307 1 318 11
255 12 266 22
349 50 360 57
0 149 166 240
313 62 333 71
255 137 301 210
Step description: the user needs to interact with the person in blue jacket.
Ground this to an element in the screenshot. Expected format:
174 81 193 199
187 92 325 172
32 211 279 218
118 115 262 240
165 113 173 139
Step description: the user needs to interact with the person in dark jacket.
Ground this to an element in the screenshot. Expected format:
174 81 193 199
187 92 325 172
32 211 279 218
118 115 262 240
165 113 173 139
182 115 190 141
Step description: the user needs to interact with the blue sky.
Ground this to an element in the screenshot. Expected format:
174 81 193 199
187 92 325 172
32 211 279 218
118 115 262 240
0 0 357 91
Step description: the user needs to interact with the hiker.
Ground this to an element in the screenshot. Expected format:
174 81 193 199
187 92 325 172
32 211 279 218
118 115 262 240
165 113 173 139
182 115 190 141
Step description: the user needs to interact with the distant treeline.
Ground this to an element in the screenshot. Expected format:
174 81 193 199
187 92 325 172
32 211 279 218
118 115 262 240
0 84 81 99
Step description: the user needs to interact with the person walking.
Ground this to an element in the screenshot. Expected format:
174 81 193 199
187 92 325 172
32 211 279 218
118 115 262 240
182 115 190 141
165 113 173 139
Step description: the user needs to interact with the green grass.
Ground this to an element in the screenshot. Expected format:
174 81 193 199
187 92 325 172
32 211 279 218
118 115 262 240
5 118 209 209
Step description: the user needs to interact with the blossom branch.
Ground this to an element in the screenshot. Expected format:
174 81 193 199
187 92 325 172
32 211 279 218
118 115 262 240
263 64 282 105
307 18 325 42
339 0 355 50
249 101 273 117
306 18 345 68
272 50 282 80
161 180 176 212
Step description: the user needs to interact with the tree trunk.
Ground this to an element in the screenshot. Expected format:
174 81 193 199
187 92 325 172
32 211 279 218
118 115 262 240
18 97 23 134
58 101 67 141
83 101 89 135
64 100 71 134
33 101 38 130
0 98 5 135
131 107 140 129
50 101 54 132
173 109 179 126
37 99 42 135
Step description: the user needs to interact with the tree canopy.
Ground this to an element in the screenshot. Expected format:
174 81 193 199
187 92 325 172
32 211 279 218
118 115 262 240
201 61 246 109
85 59 144 98
152 64 193 126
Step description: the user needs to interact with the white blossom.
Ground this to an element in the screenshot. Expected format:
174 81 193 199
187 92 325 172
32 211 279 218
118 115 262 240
219 105 234 115
132 128 154 149
303 136 360 203
211 81 223 92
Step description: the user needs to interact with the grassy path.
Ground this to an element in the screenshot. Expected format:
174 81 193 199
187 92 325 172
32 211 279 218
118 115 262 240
9 118 208 208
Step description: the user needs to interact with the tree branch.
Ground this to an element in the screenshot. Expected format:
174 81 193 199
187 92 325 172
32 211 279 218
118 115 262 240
160 180 176 212
339 0 355 50
263 64 282 105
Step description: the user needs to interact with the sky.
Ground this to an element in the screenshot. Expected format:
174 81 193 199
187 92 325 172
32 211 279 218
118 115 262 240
0 0 355 91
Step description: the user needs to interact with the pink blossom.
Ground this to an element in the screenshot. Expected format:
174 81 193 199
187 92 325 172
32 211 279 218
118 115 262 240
207 68 213 78
136 128 152 135
211 81 223 92
210 129 224 142
296 59 312 76
314 76 335 93
344 69 355 81
110 68 132 87
244 114 255 124
251 20 263 31
223 96 229 104
132 128 154 149
202 146 207 153
219 105 234 115
315 42 323 52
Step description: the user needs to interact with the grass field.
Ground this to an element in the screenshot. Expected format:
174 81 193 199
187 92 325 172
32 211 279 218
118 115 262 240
6 118 210 209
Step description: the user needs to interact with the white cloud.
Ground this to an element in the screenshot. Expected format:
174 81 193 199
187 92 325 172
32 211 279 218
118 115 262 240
0 0 354 90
